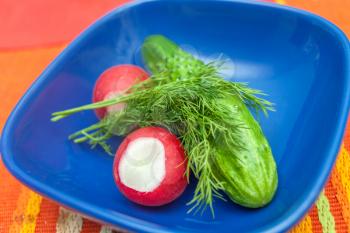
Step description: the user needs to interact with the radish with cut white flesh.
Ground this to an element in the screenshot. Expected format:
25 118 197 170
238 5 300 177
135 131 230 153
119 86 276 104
113 127 188 206
93 64 149 119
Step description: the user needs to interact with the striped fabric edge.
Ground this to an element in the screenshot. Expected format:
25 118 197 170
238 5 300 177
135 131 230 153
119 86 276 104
34 198 60 233
56 207 120 233
331 146 350 232
316 191 336 232
56 207 83 233
9 188 42 233
309 205 323 233
325 179 349 232
313 144 350 232
289 215 313 233
290 144 350 232
100 225 113 233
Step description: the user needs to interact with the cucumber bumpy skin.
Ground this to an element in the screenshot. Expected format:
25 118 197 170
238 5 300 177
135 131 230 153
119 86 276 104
141 35 278 208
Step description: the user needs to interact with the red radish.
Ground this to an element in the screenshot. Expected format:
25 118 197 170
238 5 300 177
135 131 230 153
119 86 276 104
113 127 188 206
93 64 149 119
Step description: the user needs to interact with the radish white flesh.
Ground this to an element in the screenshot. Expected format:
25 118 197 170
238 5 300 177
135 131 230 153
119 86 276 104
118 137 165 192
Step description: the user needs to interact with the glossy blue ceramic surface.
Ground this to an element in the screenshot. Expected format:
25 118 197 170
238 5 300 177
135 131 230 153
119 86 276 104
1 0 349 232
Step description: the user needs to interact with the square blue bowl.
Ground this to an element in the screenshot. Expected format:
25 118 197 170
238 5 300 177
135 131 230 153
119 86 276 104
1 0 349 232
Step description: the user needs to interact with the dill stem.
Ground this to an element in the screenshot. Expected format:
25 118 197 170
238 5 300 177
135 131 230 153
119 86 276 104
73 131 101 143
51 97 126 121
69 122 106 139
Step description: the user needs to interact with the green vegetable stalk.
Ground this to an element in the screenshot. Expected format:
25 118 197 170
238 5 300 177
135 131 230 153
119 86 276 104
51 35 278 215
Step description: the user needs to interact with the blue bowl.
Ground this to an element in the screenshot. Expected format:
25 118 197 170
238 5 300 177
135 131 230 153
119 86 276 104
1 0 349 232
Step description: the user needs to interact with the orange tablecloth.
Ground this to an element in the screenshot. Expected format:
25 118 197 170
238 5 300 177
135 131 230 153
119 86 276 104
0 0 349 232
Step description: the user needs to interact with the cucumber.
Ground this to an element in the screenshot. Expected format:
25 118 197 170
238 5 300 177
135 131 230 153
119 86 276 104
212 97 277 207
142 35 179 73
142 35 278 208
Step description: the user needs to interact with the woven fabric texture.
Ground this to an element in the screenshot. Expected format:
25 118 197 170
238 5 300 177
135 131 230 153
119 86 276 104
0 0 349 232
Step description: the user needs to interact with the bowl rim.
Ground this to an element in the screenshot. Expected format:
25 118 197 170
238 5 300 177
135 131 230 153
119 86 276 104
1 0 349 232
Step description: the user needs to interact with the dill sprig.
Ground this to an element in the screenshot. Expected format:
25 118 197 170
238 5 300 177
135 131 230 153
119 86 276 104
51 53 273 216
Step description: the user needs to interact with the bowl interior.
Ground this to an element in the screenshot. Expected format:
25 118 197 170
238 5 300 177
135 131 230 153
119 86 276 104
2 1 349 232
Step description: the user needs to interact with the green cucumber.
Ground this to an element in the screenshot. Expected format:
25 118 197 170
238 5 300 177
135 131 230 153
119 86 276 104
142 35 278 208
212 97 277 207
